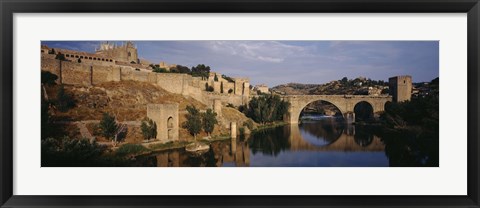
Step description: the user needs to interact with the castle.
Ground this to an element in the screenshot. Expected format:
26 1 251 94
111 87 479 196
41 41 251 108
41 41 253 143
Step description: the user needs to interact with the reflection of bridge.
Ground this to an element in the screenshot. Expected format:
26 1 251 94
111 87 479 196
282 95 392 124
287 125 384 152
153 125 385 167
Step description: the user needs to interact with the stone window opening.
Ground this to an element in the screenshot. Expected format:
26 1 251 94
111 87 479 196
167 117 174 140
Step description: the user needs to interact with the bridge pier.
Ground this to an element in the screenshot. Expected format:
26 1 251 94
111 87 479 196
344 112 355 124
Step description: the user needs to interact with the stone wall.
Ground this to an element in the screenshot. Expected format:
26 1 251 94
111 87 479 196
41 54 247 108
61 61 92 86
155 73 186 94
202 92 246 107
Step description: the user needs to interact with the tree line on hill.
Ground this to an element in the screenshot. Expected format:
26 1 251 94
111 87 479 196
150 63 212 79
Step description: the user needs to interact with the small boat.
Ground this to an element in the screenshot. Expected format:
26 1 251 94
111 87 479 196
185 142 210 156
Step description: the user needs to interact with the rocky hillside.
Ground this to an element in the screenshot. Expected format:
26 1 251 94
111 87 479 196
44 80 255 143
46 80 206 121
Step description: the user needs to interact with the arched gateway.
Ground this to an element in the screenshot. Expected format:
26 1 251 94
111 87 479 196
282 95 392 124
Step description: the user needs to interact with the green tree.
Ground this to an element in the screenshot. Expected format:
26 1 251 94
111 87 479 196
246 94 289 124
183 105 202 139
56 85 75 112
214 74 219 81
99 112 119 140
202 109 218 136
191 64 211 79
176 65 191 73
141 117 157 140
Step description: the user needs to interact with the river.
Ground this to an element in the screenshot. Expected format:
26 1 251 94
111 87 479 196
133 115 439 167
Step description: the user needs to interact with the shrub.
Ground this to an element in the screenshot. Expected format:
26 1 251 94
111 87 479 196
41 137 108 167
153 67 168 73
206 86 214 92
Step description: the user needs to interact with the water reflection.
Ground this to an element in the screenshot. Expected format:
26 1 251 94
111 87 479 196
298 118 345 146
133 117 438 167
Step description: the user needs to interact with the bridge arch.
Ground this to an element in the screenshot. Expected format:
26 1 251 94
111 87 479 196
299 100 345 120
288 98 347 124
353 101 374 122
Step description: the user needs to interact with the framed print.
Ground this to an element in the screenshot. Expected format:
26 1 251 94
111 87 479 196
1 0 479 207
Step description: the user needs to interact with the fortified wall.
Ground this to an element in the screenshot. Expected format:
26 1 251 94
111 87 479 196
41 53 249 107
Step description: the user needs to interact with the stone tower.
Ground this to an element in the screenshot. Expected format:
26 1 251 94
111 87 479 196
389 75 412 102
147 104 179 142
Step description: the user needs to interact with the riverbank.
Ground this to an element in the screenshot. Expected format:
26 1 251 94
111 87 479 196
251 121 287 132
115 120 288 158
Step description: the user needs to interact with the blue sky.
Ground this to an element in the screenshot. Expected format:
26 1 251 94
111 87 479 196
42 41 439 87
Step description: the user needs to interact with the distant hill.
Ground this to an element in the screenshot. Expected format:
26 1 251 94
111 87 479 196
271 77 389 95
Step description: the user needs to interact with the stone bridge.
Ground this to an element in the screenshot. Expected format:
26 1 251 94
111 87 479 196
282 95 392 123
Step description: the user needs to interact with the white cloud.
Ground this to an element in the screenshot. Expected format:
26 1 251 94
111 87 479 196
207 41 307 63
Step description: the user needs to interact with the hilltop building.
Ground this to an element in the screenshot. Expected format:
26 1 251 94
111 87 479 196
254 84 269 94
95 41 139 64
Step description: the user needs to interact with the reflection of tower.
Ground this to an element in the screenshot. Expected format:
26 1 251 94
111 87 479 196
389 75 412 102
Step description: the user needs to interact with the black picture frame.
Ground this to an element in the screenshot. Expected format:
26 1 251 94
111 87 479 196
1 0 479 207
